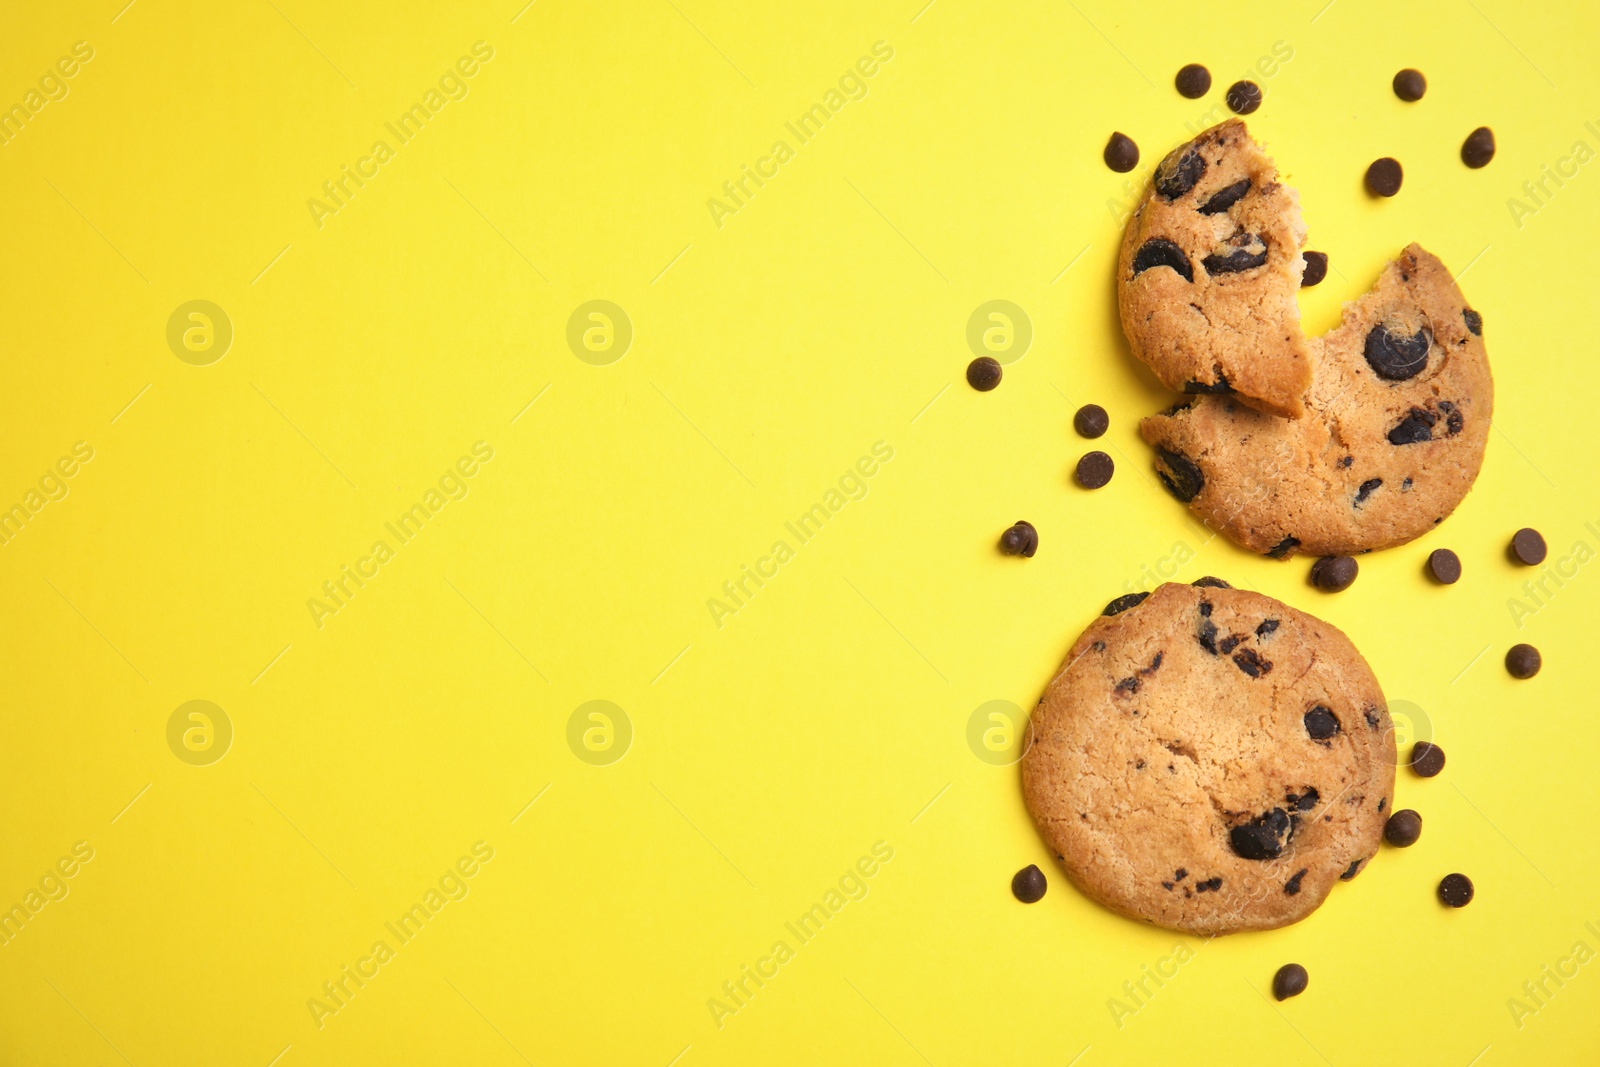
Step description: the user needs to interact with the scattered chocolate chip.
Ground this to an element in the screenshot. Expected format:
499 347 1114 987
1226 80 1262 114
1232 647 1271 678
1506 643 1542 679
1410 741 1445 778
1387 407 1438 445
1365 157 1404 197
1155 448 1205 502
1311 556 1358 592
1192 576 1231 589
1392 68 1427 101
1355 478 1382 505
1365 323 1432 380
1384 809 1422 847
1202 238 1269 275
1131 237 1194 281
1340 859 1364 881
1288 788 1319 811
1175 63 1211 99
1438 872 1475 908
1103 592 1149 616
1255 619 1279 638
1076 451 1115 489
1283 869 1307 895
1074 404 1109 438
1439 400 1463 435
1364 706 1381 730
1273 963 1309 1001
1197 616 1219 654
1426 548 1461 584
1461 127 1496 169
998 520 1038 558
1183 375 1232 394
1155 146 1206 200
967 356 1002 391
1304 705 1341 741
1104 131 1140 172
1301 251 1328 287
1510 528 1547 566
1463 308 1483 335
1378 797 1387 811
1266 536 1300 560
1011 864 1047 903
1230 808 1291 859
1198 179 1251 215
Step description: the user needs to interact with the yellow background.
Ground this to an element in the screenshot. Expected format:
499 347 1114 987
2 0 1598 1063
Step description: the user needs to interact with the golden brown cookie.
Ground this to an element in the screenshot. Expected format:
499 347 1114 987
1021 581 1394 936
1117 119 1312 418
1139 244 1492 558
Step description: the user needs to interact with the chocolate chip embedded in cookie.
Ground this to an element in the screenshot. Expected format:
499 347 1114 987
1138 244 1493 558
1116 120 1313 418
1021 583 1394 935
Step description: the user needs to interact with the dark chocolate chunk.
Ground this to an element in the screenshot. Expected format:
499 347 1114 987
1287 788 1319 812
1427 548 1462 584
1463 308 1483 335
1175 63 1211 99
1273 963 1309 1001
1506 643 1542 679
1310 555 1358 592
1255 619 1279 638
1155 447 1205 502
1366 156 1404 196
1225 80 1262 114
1218 634 1242 655
1283 869 1307 895
1364 706 1381 730
999 520 1038 557
1174 867 1187 880
1074 404 1109 438
1198 179 1251 216
1232 647 1271 678
1103 592 1149 616
967 356 1002 391
1365 323 1432 380
1384 809 1422 847
1378 797 1387 812
1340 859 1364 881
1104 131 1140 172
1192 576 1231 589
1510 528 1547 566
1011 864 1047 903
1230 808 1291 860
1131 237 1194 281
1304 705 1341 741
1461 127 1496 169
1202 242 1268 275
1439 400 1463 435
1183 374 1233 394
1076 451 1115 489
1198 602 1212 617
1388 407 1437 445
1438 872 1475 908
1301 250 1328 287
1155 146 1206 201
1410 741 1445 778
1393 68 1427 101
1197 617 1219 655
1265 536 1300 559
1355 478 1383 505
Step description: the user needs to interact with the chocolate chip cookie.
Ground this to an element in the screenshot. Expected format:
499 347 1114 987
1139 245 1492 558
1022 582 1394 935
1117 119 1312 418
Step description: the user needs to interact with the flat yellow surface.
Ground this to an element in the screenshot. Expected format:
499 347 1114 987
2 0 1598 1063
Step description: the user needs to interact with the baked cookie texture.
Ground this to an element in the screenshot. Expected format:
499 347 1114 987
1021 581 1395 936
1138 244 1492 558
1117 119 1312 418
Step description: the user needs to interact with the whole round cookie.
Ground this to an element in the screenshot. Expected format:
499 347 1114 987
1139 244 1492 558
1021 581 1394 935
1117 119 1312 418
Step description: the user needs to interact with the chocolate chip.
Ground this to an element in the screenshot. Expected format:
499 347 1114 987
1198 602 1212 617
1410 741 1445 778
1074 404 1109 438
1175 63 1211 98
1255 619 1279 638
967 356 1002 391
1076 451 1115 489
1197 617 1219 654
1174 868 1187 880
1273 963 1308 1000
1387 408 1437 445
1198 179 1251 215
1192 576 1231 589
1183 374 1231 394
1202 239 1269 275
1427 548 1461 584
1226 80 1262 115
998 520 1038 557
1232 647 1271 678
1355 478 1382 505
1364 706 1382 730
1155 146 1206 200
1506 643 1542 679
1230 808 1291 859
1463 308 1483 335
1461 127 1496 169
1392 68 1427 101
1365 157 1404 197
1011 864 1047 903
1340 859 1364 881
1378 797 1387 811
1439 400 1463 435
1310 556 1358 592
1218 634 1242 655
1287 788 1319 812
1103 592 1149 616
1365 323 1432 380
1104 131 1140 173
1304 705 1341 741
1131 237 1194 281
1283 869 1307 895
1438 873 1475 908
1384 809 1423 847
1266 536 1300 560
1301 251 1328 287
1155 447 1205 503
1510 528 1547 566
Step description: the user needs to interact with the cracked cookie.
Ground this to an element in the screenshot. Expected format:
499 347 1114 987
1117 119 1312 418
1021 581 1394 935
1138 244 1492 558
